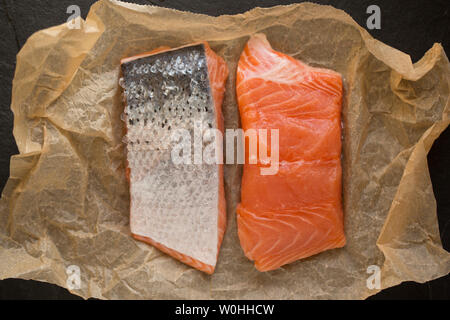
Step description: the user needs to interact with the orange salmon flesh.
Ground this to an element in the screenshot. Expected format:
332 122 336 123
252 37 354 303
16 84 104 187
236 34 346 272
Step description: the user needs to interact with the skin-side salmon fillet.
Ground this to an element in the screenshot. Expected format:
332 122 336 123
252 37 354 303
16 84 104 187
120 42 228 274
236 34 345 272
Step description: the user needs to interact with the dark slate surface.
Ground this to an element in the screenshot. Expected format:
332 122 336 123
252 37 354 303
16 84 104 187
0 0 448 300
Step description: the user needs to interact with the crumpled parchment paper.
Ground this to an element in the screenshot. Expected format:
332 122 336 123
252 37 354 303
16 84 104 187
1 0 449 300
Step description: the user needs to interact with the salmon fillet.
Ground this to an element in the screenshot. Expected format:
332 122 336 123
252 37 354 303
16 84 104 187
236 34 345 272
120 43 228 274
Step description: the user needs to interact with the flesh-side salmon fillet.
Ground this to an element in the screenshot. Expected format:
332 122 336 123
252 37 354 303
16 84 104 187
236 34 345 272
120 43 228 274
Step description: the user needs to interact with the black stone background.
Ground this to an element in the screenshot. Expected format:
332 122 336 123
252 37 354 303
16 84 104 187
0 0 448 300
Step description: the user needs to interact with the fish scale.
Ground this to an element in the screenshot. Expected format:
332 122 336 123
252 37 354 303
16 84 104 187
120 43 228 273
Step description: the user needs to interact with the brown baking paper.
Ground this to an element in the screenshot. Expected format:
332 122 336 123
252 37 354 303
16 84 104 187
1 0 449 299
